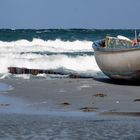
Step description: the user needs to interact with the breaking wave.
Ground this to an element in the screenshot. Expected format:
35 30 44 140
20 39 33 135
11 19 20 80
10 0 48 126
0 38 102 79
0 38 93 53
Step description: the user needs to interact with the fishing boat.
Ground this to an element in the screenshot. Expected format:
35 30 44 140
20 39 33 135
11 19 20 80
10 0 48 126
92 35 140 80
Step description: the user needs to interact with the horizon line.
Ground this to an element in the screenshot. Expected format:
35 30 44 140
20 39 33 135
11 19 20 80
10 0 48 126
0 28 139 30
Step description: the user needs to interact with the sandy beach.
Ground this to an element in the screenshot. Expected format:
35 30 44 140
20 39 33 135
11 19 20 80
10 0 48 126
0 78 140 115
0 78 140 139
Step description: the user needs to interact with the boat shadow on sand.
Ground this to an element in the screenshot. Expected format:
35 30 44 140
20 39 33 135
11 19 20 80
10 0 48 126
93 77 140 86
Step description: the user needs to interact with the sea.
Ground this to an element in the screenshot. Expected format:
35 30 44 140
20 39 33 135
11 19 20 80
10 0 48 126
0 29 138 79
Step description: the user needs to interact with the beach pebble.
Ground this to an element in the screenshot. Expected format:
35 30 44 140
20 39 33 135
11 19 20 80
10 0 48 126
0 103 10 107
61 102 70 106
80 107 98 112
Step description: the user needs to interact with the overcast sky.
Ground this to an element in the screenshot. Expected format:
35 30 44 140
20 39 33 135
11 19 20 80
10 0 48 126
0 0 139 29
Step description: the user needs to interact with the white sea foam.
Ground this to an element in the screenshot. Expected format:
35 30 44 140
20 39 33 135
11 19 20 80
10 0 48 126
0 54 99 72
0 38 93 53
0 38 102 79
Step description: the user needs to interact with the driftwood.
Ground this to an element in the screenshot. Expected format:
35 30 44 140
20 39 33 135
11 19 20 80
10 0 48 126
93 93 107 97
8 67 93 79
8 67 64 75
134 99 140 102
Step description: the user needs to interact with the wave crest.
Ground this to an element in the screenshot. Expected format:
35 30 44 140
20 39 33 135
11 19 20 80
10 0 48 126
0 38 93 53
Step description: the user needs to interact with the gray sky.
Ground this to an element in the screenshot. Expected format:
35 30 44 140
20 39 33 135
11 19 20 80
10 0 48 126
0 0 139 29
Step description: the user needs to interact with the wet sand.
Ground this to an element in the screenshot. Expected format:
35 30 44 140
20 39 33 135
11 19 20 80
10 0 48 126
1 78 140 139
0 78 140 115
0 114 140 140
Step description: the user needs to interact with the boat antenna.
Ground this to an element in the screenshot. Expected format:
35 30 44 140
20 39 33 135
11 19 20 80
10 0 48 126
135 29 137 40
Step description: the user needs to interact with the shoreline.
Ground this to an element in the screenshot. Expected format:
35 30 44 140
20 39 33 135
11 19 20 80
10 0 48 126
0 78 140 117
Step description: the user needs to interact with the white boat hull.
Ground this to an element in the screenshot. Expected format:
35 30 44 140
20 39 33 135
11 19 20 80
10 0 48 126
93 40 140 80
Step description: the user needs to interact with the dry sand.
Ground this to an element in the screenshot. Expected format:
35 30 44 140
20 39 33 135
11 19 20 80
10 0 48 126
0 78 140 117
